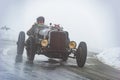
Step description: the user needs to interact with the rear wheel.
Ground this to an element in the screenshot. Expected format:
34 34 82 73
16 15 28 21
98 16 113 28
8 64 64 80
76 42 87 67
17 31 25 55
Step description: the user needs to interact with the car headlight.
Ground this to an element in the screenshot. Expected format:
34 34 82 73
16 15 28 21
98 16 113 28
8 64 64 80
41 39 48 47
69 41 76 49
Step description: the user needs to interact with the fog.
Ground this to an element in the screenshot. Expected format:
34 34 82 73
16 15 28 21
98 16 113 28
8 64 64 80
0 0 120 52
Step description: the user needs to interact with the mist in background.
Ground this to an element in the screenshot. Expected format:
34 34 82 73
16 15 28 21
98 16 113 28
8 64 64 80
0 0 120 52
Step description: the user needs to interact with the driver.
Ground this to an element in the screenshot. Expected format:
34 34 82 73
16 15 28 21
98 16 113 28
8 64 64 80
27 16 48 36
26 16 48 62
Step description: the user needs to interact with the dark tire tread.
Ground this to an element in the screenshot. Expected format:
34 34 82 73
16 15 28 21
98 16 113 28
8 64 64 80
76 42 87 67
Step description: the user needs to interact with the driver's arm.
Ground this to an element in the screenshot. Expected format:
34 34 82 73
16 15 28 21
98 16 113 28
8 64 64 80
27 25 36 36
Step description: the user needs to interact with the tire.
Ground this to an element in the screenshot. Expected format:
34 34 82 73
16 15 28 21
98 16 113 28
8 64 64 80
27 49 35 62
17 31 25 55
76 42 87 67
26 37 36 62
15 54 23 63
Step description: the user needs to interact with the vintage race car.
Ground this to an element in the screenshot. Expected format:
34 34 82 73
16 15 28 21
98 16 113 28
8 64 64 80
16 24 87 67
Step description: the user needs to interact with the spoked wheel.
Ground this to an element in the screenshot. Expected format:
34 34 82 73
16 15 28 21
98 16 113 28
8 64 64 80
17 31 25 55
76 42 87 67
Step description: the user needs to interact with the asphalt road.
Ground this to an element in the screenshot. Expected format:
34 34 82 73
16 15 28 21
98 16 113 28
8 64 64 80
0 40 120 80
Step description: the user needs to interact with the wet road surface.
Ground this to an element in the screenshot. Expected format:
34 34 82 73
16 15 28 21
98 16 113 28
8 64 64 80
0 40 120 80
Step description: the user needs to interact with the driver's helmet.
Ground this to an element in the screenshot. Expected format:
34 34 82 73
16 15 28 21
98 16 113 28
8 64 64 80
37 16 45 23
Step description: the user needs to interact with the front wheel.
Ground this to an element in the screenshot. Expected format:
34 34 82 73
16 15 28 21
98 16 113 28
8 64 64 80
76 42 87 67
26 37 36 62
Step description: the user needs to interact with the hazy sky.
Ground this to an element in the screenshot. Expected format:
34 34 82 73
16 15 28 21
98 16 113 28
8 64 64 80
0 0 120 52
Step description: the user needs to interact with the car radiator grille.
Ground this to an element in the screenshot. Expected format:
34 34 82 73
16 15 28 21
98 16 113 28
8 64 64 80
49 31 67 51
